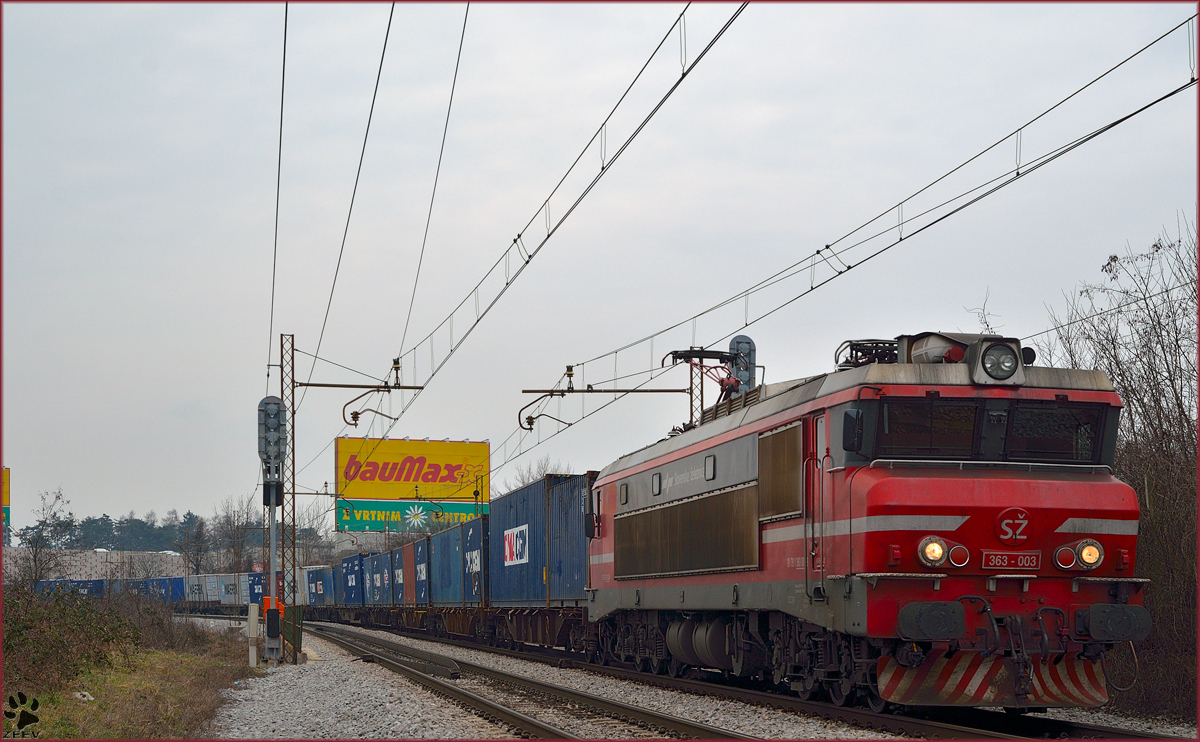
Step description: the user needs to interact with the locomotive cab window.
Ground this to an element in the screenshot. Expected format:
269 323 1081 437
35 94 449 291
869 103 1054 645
1007 403 1103 463
877 400 977 458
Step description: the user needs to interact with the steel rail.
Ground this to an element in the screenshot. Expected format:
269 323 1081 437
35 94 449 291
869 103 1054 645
340 622 1178 741
306 625 578 739
185 614 1184 740
311 622 757 740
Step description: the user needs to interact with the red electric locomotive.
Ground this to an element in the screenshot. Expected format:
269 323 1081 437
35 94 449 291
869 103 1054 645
585 332 1149 710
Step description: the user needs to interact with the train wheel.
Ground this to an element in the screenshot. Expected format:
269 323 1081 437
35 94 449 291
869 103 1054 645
826 678 854 706
865 666 888 713
669 658 687 678
865 687 887 713
653 658 669 675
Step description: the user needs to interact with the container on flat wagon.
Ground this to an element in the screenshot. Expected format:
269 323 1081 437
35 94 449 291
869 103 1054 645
218 574 241 605
167 576 186 602
321 567 335 606
341 554 365 606
463 515 489 605
185 575 205 602
292 567 309 607
364 553 381 605
488 475 569 606
203 574 220 603
238 573 250 605
375 551 394 606
430 524 464 607
68 579 106 596
402 542 416 605
548 473 596 606
414 537 429 605
390 546 405 605
248 573 264 604
305 567 327 606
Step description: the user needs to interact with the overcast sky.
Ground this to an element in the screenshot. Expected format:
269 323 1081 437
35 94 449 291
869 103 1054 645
4 3 1196 531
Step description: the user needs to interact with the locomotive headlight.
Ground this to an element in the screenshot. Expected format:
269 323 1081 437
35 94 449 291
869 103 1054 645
982 344 1019 380
1077 540 1104 568
918 536 948 567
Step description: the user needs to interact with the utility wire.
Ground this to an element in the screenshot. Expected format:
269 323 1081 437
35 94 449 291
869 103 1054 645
321 3 745 482
399 3 470 355
293 349 388 384
266 3 289 396
1021 278 1198 341
299 3 396 412
490 76 1197 475
391 2 694 371
575 14 1200 367
825 12 1197 257
385 3 745 416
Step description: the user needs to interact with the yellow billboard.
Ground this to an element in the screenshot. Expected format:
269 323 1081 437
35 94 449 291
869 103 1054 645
335 437 489 502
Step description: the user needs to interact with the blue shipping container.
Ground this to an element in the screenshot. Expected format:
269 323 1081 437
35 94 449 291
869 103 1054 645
390 547 406 605
488 475 569 606
548 473 595 605
414 537 429 605
306 567 329 606
367 552 392 606
342 554 365 606
463 515 488 605
431 524 464 607
248 573 264 603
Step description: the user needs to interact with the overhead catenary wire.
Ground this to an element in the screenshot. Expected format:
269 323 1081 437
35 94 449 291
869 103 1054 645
1021 278 1198 342
573 13 1200 369
398 3 470 356
323 3 747 480
266 3 289 396
488 74 1197 475
298 3 396 412
391 2 697 372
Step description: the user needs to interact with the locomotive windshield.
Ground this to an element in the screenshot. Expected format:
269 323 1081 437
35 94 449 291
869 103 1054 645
877 401 976 458
874 398 1108 464
1007 403 1102 462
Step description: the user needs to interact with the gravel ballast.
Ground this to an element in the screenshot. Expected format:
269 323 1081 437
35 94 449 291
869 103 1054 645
333 624 901 739
204 631 512 739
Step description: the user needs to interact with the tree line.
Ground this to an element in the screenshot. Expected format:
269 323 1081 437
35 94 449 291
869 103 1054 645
11 491 337 581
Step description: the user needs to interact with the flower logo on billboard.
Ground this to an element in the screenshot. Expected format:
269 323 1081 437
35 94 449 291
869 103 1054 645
404 504 428 529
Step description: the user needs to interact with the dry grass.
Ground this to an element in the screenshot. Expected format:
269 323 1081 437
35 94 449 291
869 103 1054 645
29 628 260 739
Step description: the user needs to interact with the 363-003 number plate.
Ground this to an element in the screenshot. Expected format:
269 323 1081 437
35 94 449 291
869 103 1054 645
981 550 1041 570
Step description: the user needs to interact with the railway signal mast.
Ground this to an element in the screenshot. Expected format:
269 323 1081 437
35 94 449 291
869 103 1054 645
258 395 287 663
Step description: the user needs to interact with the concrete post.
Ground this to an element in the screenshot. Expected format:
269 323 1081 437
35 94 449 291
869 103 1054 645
248 601 259 667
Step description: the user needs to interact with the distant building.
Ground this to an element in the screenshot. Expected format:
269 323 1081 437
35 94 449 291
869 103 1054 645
2 547 187 581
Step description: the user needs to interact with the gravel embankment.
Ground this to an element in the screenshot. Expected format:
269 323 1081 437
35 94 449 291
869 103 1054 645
193 618 1195 740
332 623 902 739
200 625 513 739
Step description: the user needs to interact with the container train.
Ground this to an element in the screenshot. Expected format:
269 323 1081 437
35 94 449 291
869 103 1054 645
38 331 1151 712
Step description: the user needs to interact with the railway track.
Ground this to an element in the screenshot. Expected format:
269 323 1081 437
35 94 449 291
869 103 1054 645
331 621 1182 741
183 613 1184 740
307 622 756 739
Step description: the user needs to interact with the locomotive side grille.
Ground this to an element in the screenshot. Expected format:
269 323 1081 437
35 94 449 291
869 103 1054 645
759 423 803 518
613 484 759 578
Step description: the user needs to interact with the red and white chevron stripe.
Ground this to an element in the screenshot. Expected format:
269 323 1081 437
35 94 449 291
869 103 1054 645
876 653 1108 707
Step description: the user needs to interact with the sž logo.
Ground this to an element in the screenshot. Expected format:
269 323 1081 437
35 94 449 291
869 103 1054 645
343 455 463 484
504 525 529 566
995 507 1031 546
